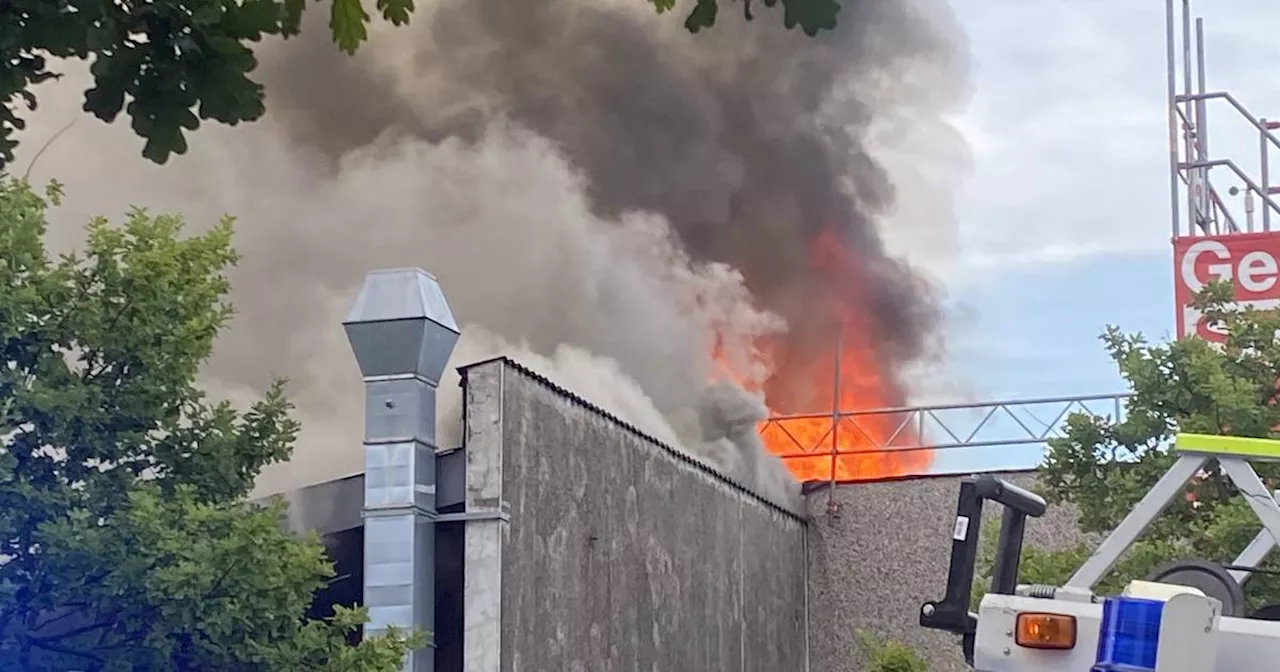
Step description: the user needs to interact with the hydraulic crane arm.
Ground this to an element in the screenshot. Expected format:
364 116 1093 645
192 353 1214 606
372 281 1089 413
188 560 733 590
920 433 1280 672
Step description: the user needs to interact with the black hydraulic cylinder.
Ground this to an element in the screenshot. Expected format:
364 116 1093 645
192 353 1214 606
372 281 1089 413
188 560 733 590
919 475 1048 665
919 479 982 636
989 506 1028 596
973 476 1047 517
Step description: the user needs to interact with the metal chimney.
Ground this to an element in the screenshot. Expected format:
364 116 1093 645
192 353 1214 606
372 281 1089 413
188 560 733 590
344 268 460 672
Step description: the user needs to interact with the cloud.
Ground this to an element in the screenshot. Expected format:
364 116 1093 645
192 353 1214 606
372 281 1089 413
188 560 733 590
949 0 1280 278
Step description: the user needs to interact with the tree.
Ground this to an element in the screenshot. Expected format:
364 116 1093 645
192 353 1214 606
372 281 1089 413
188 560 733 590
975 282 1280 613
0 0 411 167
1 0 839 169
0 176 418 670
653 0 839 36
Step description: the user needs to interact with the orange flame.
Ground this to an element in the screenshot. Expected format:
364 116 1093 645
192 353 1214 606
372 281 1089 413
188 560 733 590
714 228 934 483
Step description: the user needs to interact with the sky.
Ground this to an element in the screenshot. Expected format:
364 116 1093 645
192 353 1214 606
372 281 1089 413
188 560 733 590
926 0 1280 473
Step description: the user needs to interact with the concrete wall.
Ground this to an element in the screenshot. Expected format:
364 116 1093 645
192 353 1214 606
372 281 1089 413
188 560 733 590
282 351 1093 672
805 473 1088 672
460 358 809 672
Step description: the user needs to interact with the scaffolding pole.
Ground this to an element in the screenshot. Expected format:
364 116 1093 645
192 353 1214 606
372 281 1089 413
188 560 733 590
1165 0 1181 238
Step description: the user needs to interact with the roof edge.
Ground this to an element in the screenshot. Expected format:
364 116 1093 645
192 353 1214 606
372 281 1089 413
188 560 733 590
800 467 1042 495
458 356 808 523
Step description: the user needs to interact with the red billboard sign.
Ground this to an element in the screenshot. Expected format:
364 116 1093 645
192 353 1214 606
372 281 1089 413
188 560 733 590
1174 232 1280 341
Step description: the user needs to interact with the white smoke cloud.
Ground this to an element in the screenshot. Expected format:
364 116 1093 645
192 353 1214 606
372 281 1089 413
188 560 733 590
437 326 795 505
14 62 801 509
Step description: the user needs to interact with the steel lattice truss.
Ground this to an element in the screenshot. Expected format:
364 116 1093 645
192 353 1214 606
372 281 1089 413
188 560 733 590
760 393 1132 459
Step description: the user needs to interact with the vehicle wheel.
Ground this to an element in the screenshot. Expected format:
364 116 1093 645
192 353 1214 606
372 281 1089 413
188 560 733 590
1144 559 1246 617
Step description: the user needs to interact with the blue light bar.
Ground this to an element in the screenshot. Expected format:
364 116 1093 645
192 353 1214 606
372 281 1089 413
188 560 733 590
1093 596 1164 671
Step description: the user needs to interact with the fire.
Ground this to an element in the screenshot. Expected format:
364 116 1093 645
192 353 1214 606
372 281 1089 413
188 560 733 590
754 319 933 482
714 228 935 483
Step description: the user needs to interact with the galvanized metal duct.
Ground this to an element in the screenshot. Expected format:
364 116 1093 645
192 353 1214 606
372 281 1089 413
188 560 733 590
344 268 460 672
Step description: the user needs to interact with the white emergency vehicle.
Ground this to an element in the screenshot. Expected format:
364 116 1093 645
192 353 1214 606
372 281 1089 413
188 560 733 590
920 432 1280 671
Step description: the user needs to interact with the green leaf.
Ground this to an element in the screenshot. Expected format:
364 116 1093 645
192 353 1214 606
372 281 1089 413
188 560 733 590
855 630 928 672
331 0 372 55
283 0 308 35
377 0 415 26
188 37 267 124
660 0 839 35
781 0 840 36
223 0 288 39
83 48 146 124
684 0 719 32
0 0 422 167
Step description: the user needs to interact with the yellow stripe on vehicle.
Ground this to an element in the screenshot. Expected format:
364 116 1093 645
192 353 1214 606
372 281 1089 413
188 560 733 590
1175 432 1280 460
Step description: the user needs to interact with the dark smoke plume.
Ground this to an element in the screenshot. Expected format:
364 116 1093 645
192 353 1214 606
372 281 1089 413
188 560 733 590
255 0 969 412
16 0 969 501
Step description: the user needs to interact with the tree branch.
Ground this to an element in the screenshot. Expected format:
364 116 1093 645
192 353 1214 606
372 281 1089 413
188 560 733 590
31 602 90 633
27 632 105 666
32 617 117 644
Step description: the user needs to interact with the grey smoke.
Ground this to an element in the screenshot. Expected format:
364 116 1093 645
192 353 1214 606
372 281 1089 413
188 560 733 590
13 109 798 505
255 0 968 413
13 0 969 509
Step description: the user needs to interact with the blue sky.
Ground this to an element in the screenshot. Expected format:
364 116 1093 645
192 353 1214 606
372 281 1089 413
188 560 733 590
926 0 1280 473
947 251 1170 398
930 250 1172 472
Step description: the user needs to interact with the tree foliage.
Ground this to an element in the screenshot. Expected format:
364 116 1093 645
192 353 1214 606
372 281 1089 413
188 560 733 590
0 176 418 670
2 0 359 166
855 630 928 672
651 0 839 36
2 0 839 169
975 282 1280 613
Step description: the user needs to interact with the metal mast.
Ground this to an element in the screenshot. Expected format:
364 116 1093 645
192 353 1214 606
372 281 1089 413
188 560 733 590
1166 0 1280 239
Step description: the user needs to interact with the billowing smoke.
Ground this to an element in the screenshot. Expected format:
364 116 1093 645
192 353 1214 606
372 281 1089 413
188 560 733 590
258 0 969 411
13 0 969 510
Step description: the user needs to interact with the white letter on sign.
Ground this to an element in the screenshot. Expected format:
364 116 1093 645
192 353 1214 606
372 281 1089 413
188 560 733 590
1239 251 1279 293
1181 239 1230 292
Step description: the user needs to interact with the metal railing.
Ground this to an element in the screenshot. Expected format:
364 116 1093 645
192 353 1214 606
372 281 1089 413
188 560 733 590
761 392 1131 459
